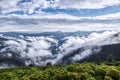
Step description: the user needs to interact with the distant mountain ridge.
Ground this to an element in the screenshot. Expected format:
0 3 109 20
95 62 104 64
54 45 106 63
0 31 120 67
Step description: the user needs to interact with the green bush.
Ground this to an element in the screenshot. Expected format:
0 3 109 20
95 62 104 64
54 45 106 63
0 62 120 80
104 76 112 80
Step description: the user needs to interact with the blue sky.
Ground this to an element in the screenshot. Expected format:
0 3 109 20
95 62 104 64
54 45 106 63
0 0 120 32
42 5 120 17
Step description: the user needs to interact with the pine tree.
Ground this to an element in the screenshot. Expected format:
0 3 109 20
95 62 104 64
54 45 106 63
107 54 115 62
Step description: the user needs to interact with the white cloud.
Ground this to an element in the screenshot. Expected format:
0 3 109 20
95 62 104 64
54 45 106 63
0 35 58 66
0 0 120 14
0 0 49 14
0 13 120 32
72 49 92 61
0 0 19 14
53 31 120 64
92 12 120 20
55 0 120 9
17 0 50 14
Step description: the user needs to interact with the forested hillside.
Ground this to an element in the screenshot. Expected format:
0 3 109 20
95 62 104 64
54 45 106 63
0 62 120 80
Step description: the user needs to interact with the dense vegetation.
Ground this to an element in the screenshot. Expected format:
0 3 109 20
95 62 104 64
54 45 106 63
0 62 120 80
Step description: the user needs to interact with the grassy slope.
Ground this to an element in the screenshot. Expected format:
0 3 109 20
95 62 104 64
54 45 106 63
0 62 120 80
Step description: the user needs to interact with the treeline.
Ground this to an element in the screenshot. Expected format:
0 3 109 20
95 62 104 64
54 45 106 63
0 62 120 80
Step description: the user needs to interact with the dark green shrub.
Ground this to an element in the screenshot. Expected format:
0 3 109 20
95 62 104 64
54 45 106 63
106 69 120 80
0 62 119 80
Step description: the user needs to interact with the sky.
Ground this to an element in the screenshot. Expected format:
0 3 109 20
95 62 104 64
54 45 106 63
0 0 120 32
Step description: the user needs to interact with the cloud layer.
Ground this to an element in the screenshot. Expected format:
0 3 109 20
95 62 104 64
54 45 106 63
0 31 120 67
1 0 120 14
55 0 120 9
0 35 58 66
0 13 120 32
0 0 120 32
53 31 120 64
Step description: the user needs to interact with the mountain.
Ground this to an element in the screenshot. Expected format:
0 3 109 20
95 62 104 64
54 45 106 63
0 31 120 67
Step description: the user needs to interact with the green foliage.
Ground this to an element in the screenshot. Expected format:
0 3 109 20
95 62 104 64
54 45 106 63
0 62 120 80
